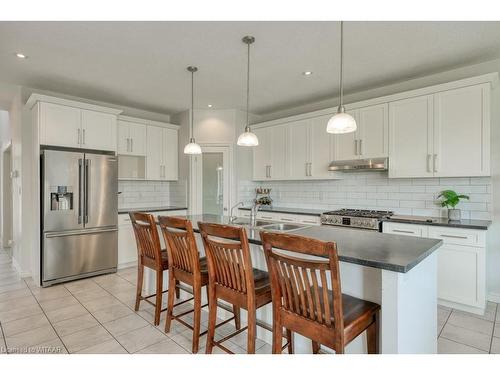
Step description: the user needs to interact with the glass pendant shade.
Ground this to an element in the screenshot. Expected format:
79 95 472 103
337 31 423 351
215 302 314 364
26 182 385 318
237 127 259 146
326 109 357 134
183 137 202 155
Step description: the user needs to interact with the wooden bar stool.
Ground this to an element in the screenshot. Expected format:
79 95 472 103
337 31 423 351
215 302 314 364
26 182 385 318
198 222 287 354
158 216 238 353
129 212 180 326
260 230 381 354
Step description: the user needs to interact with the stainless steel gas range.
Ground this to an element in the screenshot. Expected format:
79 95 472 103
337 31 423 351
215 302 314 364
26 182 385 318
320 209 394 231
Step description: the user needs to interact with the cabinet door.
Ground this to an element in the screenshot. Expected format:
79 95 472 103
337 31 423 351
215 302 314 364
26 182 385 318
388 95 434 178
310 115 334 178
40 102 81 148
287 120 310 179
81 110 117 152
117 121 130 154
118 224 138 266
334 110 359 161
162 128 178 180
433 85 489 177
437 244 483 307
129 122 147 156
359 104 388 159
146 126 163 180
269 125 287 179
252 127 270 180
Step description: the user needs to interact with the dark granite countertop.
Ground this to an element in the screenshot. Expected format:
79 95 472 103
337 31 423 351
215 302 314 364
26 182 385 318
175 214 442 274
239 206 323 217
383 215 491 230
119 206 188 215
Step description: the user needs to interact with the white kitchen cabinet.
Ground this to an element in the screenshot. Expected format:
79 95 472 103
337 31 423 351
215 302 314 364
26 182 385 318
39 102 82 148
38 101 118 152
146 125 178 181
117 120 147 156
81 110 117 152
252 125 287 180
383 221 487 314
389 95 434 178
334 110 359 161
357 104 388 159
309 115 334 178
287 120 310 179
389 84 490 178
433 84 490 177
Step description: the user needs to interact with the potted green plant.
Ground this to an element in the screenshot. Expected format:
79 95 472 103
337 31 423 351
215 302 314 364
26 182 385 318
437 190 469 221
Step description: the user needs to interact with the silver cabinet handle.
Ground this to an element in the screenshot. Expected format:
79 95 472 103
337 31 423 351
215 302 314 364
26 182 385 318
354 140 358 155
308 163 312 176
433 154 438 173
302 220 317 224
82 129 86 145
261 215 273 220
440 234 468 240
393 229 416 234
359 139 363 156
78 129 81 144
126 138 130 152
281 218 294 222
131 138 133 153
269 165 271 178
427 154 432 173
305 163 309 176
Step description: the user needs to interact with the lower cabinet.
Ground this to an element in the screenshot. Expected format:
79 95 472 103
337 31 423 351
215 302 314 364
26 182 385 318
118 210 187 268
383 222 487 314
237 209 321 226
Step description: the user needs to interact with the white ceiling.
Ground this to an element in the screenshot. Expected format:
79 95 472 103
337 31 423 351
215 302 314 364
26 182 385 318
1 21 500 116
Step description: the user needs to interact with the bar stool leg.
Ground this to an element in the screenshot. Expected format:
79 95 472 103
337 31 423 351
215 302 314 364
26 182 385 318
175 280 180 299
247 307 256 354
154 270 163 326
366 315 379 354
286 329 293 354
312 341 320 354
164 272 176 332
205 285 217 354
232 306 241 330
135 264 144 311
192 284 202 353
272 320 283 354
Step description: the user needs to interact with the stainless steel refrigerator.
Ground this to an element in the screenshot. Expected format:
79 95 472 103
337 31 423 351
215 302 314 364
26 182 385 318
41 148 118 286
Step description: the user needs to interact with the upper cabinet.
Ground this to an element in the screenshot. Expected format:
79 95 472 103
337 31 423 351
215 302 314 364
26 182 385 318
117 119 147 156
389 84 490 178
146 125 178 181
31 97 121 152
252 74 495 181
335 104 388 161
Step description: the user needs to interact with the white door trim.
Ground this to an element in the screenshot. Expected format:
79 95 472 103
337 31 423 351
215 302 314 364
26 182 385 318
189 143 234 216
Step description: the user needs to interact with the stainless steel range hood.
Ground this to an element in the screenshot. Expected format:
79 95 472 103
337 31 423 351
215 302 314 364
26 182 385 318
328 157 388 171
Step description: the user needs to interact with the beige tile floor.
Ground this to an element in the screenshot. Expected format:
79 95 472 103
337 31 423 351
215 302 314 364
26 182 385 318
1 248 499 354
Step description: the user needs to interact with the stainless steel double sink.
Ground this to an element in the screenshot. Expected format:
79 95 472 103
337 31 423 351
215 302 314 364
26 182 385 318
229 218 308 233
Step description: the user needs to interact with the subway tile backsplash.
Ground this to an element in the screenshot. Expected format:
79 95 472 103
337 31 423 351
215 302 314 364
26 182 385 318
118 180 187 209
238 172 492 220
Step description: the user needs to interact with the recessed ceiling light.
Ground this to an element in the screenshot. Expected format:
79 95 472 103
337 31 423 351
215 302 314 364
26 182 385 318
303 71 313 76
15 53 27 59
207 104 213 108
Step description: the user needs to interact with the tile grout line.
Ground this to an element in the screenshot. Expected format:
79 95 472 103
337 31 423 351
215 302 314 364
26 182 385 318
23 279 70 354
488 303 498 353
62 281 132 354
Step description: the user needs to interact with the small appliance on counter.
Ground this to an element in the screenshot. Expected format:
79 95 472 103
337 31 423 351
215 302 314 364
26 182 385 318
321 209 393 231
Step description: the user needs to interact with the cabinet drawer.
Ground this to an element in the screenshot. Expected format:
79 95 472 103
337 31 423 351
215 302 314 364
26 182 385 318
383 222 427 237
238 209 250 218
258 212 277 221
298 216 321 226
276 214 298 223
428 227 485 247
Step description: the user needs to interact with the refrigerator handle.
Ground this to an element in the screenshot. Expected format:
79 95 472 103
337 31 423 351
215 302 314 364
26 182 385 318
85 159 90 224
78 159 83 224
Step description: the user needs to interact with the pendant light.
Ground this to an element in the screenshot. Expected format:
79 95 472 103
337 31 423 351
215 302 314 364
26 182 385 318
184 66 202 155
326 21 357 134
237 36 259 147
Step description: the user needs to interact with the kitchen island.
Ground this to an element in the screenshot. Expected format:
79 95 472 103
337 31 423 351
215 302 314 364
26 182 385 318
149 214 442 354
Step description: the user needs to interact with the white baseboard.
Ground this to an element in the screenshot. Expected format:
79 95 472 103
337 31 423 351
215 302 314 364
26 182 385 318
118 260 137 270
11 257 32 278
487 292 500 304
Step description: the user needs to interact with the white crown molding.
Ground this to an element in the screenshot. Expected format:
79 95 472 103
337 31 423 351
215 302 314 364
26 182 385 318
25 93 123 115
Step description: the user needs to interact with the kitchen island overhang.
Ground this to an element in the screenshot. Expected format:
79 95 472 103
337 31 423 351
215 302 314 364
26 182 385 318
149 214 442 354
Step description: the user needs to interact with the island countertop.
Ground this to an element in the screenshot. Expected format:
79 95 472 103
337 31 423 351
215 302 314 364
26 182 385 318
179 214 442 274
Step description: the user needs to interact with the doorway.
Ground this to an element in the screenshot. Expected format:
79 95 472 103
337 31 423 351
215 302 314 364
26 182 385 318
190 144 233 215
1 143 13 249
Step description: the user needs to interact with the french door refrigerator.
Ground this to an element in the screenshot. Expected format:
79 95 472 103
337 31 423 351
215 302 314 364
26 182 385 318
41 148 118 286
